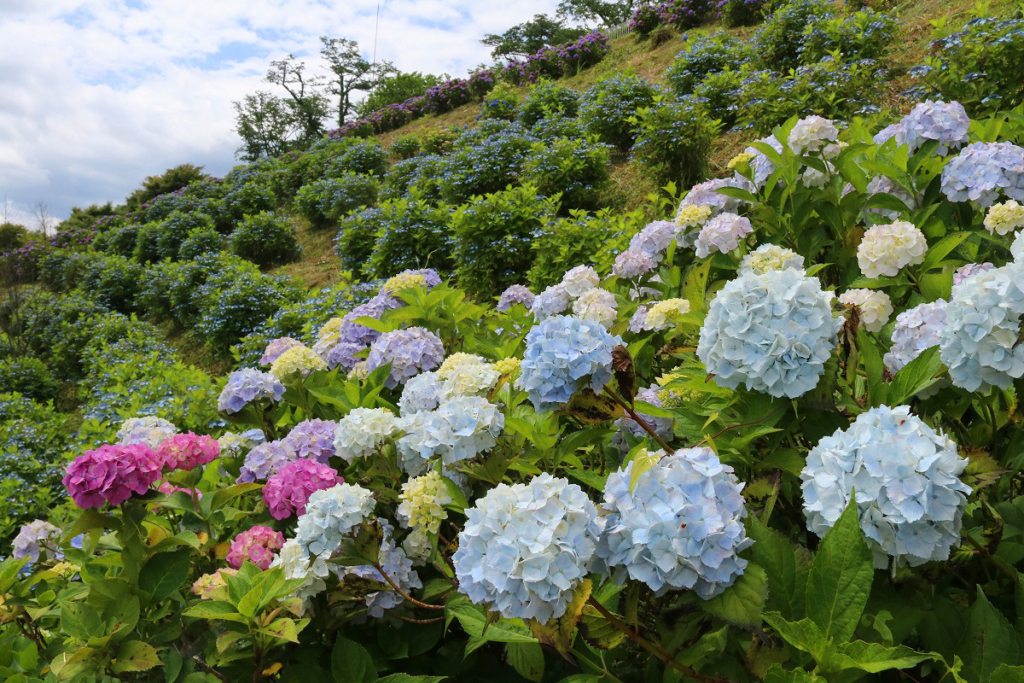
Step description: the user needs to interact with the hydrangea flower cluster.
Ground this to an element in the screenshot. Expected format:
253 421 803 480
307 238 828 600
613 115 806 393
218 429 264 457
629 221 676 263
953 262 995 286
494 357 520 376
801 406 971 568
338 294 404 348
695 213 753 258
116 416 177 449
727 151 756 170
399 371 443 415
218 369 286 414
561 265 600 298
572 288 618 328
157 433 219 472
333 408 399 462
295 483 376 557
615 387 674 443
12 520 61 564
263 460 343 520
271 540 330 606
64 444 163 508
497 284 536 311
1014 231 1024 261
679 177 750 216
366 327 445 389
984 200 1024 235
613 249 656 279
857 221 928 278
644 298 691 332
839 289 894 333
884 301 948 373
261 337 302 366
453 474 604 622
402 528 432 566
397 470 452 534
519 315 622 412
227 526 285 570
741 135 783 189
281 419 338 465
675 203 713 244
238 441 292 483
530 284 571 320
382 271 428 294
437 353 486 379
628 305 649 333
270 344 328 381
940 262 1024 391
940 142 1024 207
875 101 970 155
158 482 202 501
596 448 751 598
787 115 839 156
698 269 840 399
397 396 504 475
439 359 501 400
340 520 422 618
192 568 236 600
738 243 805 276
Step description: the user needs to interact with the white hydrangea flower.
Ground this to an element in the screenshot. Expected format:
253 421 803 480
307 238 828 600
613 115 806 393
741 135 784 189
116 416 177 449
531 284 571 320
643 298 691 332
437 353 487 380
396 396 504 475
694 213 753 258
984 200 1024 235
560 265 600 298
801 405 971 568
738 244 805 276
596 448 751 598
271 539 331 609
787 115 839 156
439 362 501 400
939 262 1024 391
839 289 894 333
572 288 618 329
12 520 62 564
857 221 928 278
453 474 604 623
884 301 948 373
333 407 399 462
399 371 443 415
397 470 452 534
295 483 376 557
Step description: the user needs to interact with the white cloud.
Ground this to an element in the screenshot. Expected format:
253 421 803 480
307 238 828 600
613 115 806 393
0 0 563 222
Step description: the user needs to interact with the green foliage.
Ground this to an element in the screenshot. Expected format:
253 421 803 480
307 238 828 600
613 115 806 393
81 253 145 313
528 211 622 289
230 211 302 267
0 222 28 252
578 74 657 150
0 356 59 402
295 175 380 230
482 13 587 60
522 137 612 211
364 198 454 279
359 71 446 115
125 163 207 210
517 81 580 127
178 227 225 260
630 96 717 186
388 135 421 161
478 83 521 121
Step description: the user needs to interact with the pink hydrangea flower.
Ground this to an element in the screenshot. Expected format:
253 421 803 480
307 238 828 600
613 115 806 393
226 526 286 570
63 444 163 508
158 482 203 501
263 460 342 520
157 433 220 471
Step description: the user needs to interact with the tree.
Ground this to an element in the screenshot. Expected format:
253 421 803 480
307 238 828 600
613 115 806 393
320 37 395 127
265 55 332 142
125 164 207 209
234 91 299 161
0 222 27 252
358 71 447 116
482 14 587 60
32 202 53 238
557 0 637 26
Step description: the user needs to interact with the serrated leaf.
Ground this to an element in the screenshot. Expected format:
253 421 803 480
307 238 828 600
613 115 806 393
700 564 767 629
919 232 970 273
111 641 161 673
992 664 1024 683
506 643 544 682
139 549 191 603
827 641 934 674
805 498 873 643
375 675 447 683
182 600 248 624
578 605 627 650
331 635 377 683
762 612 829 663
959 587 1022 682
446 598 537 643
888 347 943 404
210 483 262 511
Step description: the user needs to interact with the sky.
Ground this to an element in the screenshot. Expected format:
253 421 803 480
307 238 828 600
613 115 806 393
0 0 567 226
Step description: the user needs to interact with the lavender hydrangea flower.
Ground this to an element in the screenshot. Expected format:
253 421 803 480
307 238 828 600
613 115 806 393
596 448 751 598
940 142 1024 207
679 177 751 216
218 368 286 414
1013 231 1024 261
629 221 676 263
694 213 753 258
453 474 604 622
399 371 443 415
237 441 292 483
497 285 536 311
613 249 656 279
116 416 177 449
884 301 948 374
876 101 971 155
282 419 338 465
698 269 840 398
261 337 302 366
801 405 970 568
366 327 445 389
323 341 367 371
530 284 571 320
518 315 622 412
628 306 649 333
12 520 62 564
338 293 405 348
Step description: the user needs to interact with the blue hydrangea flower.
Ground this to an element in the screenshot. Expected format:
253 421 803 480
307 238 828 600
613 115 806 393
614 386 674 444
338 293 405 348
940 141 1024 207
237 441 292 483
884 301 948 374
697 269 840 398
595 448 751 598
366 327 445 389
497 285 536 311
218 368 286 414
396 396 504 476
939 262 1024 391
339 520 422 618
875 101 970 156
530 284 571 320
116 416 177 449
282 419 338 465
519 315 622 412
295 483 376 558
801 405 971 568
453 474 604 623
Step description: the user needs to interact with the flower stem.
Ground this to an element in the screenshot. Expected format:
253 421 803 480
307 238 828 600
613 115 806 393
373 562 446 611
603 388 674 453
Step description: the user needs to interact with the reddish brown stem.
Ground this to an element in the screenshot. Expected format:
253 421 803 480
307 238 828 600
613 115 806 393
374 563 446 611
603 387 675 453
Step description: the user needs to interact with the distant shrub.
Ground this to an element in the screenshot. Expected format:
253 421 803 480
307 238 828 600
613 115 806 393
523 137 612 211
422 78 475 114
402 156 448 204
220 182 276 226
268 151 314 205
518 82 580 126
692 69 744 128
530 115 588 141
98 224 141 258
383 157 426 200
720 0 767 27
389 135 421 160
754 0 834 71
125 163 207 210
35 249 91 292
665 34 754 97
452 184 558 296
365 198 454 279
479 83 522 121
295 175 380 230
326 140 390 179
437 128 536 204
81 254 145 313
420 127 459 155
528 212 621 290
631 96 717 186
230 212 301 268
0 223 28 252
630 4 663 37
195 265 303 351
800 9 899 64
579 75 658 151
657 0 715 30
552 32 610 75
178 228 225 260
0 357 59 402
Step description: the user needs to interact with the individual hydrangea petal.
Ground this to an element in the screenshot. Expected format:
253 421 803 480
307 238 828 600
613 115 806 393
984 200 1024 235
530 284 571 320
453 474 604 623
227 526 285 570
263 460 342 520
63 444 163 508
116 416 177 449
838 289 894 333
857 221 928 278
613 249 656 279
800 405 971 568
738 244 805 276
294 483 376 557
366 327 445 389
643 298 690 332
884 301 948 374
396 396 504 475
399 371 444 415
953 262 995 286
497 285 536 311
397 470 452 534
12 520 61 565
560 265 600 298
238 441 292 483
261 337 302 366
695 213 753 258
940 141 1024 207
219 368 286 414
697 269 840 399
939 262 1024 391
333 408 399 462
572 288 618 329
518 315 622 412
339 520 422 618
157 433 220 472
270 345 328 381
281 419 338 465
596 448 751 598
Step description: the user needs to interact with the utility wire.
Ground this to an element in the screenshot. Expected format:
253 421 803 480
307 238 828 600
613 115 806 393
372 0 385 65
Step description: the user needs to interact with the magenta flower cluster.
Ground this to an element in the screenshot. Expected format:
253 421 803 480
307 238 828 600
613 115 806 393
156 433 220 472
263 460 342 520
63 444 163 509
227 525 286 570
